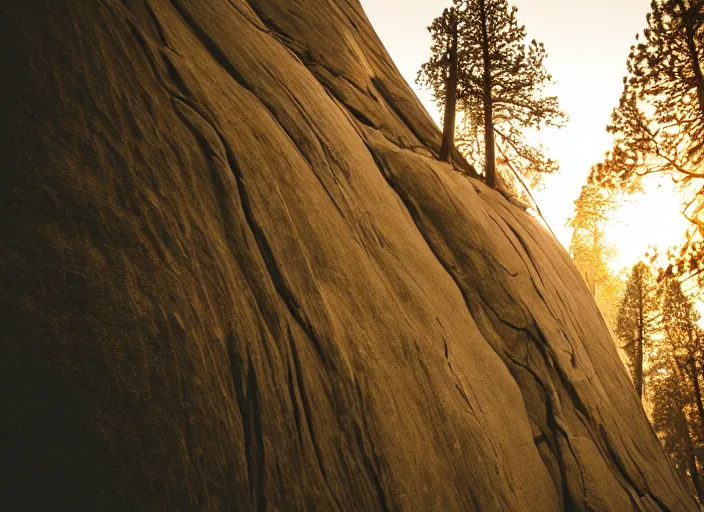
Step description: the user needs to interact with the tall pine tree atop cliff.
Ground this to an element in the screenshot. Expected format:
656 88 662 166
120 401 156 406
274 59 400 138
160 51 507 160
590 0 704 276
417 0 566 189
616 262 658 399
417 8 460 162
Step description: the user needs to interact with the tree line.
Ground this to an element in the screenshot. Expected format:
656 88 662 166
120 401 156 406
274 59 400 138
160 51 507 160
617 262 704 502
567 3 704 495
568 189 704 500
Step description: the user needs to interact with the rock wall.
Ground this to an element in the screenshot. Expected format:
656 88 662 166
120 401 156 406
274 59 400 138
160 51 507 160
0 1 697 510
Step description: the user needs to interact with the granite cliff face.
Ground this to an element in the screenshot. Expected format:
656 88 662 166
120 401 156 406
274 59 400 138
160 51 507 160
1 1 698 510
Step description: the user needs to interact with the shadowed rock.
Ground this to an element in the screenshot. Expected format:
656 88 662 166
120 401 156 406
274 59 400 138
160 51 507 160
0 1 698 510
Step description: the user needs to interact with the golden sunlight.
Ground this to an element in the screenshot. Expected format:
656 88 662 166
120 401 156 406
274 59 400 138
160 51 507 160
360 0 692 279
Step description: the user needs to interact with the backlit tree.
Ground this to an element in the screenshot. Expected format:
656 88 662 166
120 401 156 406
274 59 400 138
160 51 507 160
649 277 704 502
568 184 622 330
417 0 566 189
590 0 704 277
616 262 659 398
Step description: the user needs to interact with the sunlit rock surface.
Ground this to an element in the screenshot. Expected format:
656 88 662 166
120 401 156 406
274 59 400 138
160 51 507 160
1 1 697 510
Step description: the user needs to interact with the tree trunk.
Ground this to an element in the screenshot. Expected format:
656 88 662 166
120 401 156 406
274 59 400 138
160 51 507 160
688 357 704 431
439 11 458 162
687 329 704 432
673 355 704 504
478 0 496 188
681 399 704 505
636 277 644 399
636 328 643 399
684 424 704 505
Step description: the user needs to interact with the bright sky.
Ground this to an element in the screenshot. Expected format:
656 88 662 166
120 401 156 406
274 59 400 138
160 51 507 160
359 0 691 273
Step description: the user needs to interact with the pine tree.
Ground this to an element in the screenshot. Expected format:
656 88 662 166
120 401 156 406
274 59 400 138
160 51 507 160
649 277 704 503
590 0 704 276
648 337 704 503
417 0 566 189
616 262 659 398
568 184 622 330
660 279 704 433
418 8 460 162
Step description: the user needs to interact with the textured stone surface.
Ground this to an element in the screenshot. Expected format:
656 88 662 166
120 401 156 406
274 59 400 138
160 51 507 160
0 1 697 510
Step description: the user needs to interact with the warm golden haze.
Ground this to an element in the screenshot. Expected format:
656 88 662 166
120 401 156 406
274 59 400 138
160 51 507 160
360 0 691 272
589 0 704 279
3 1 701 508
363 0 704 497
415 0 567 192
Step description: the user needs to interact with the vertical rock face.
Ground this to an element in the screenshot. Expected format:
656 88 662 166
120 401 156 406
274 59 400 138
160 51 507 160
0 1 697 510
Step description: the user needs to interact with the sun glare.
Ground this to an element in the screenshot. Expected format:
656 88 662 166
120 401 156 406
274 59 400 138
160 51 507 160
360 0 695 282
605 177 691 274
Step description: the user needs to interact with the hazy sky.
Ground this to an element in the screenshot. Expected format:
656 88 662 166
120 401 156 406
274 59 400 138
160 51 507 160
359 0 689 272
